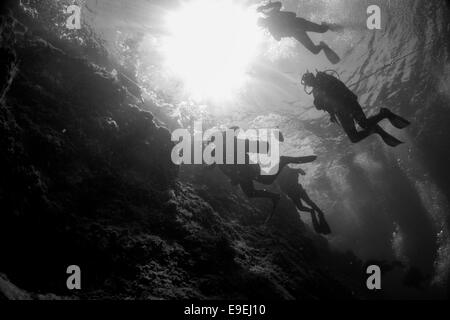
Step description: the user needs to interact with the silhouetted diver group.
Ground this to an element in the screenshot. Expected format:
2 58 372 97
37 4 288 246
209 2 411 234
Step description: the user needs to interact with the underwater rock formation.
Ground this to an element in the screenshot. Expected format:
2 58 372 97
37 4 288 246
0 9 364 299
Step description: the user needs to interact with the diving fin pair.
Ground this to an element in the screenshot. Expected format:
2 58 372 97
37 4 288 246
317 212 332 235
375 109 411 147
374 125 404 147
381 108 411 129
311 211 332 235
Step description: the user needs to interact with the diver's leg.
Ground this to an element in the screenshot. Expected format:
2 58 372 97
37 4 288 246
296 18 329 33
354 109 404 147
299 190 322 214
293 19 340 63
291 196 314 213
293 30 322 54
343 120 402 146
294 195 321 233
354 106 409 130
354 107 389 128
299 187 331 234
338 113 370 143
291 195 321 233
297 185 323 216
293 31 340 63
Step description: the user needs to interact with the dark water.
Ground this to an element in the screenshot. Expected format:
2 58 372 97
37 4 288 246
287 0 450 299
30 0 449 298
314 0 450 299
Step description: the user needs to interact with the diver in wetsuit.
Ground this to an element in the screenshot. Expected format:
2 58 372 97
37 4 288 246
301 71 411 147
207 127 317 223
278 167 331 235
257 1 340 64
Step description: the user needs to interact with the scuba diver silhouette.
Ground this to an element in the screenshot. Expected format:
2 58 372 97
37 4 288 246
257 1 340 64
207 127 317 223
232 154 317 225
301 70 411 147
278 167 331 235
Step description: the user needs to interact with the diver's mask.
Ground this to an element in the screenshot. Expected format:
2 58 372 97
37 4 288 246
301 72 315 95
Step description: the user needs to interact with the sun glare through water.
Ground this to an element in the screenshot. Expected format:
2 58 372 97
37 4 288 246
162 0 263 102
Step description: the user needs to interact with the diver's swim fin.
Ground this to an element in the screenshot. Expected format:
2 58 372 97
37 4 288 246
381 108 411 129
317 212 332 235
375 126 404 147
310 212 322 234
320 42 340 65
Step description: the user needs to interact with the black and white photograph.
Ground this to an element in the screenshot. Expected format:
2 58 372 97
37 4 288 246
0 0 449 308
